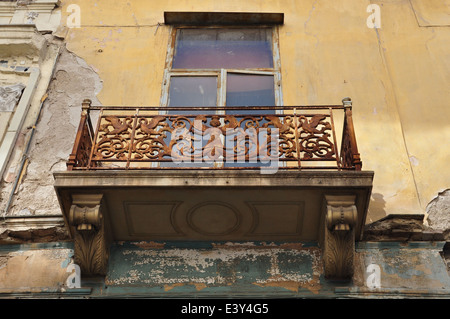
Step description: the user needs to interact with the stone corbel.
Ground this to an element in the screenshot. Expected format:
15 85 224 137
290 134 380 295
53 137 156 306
69 194 110 276
322 195 358 281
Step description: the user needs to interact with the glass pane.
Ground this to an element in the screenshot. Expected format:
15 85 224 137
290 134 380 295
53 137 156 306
168 76 217 108
163 76 217 168
173 28 273 69
224 74 276 168
166 76 216 160
226 74 275 113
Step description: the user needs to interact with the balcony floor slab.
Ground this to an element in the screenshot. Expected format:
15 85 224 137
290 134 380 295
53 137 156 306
54 170 374 243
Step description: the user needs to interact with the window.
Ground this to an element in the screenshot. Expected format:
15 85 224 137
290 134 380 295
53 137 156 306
160 26 282 168
161 27 283 111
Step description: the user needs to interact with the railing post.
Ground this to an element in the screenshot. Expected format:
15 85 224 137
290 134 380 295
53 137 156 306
67 99 92 170
341 97 362 170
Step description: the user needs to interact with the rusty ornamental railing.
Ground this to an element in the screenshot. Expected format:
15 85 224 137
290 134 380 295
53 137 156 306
67 98 362 171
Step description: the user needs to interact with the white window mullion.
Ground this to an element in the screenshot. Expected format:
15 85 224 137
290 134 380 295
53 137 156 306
218 68 227 109
274 71 283 114
215 69 227 168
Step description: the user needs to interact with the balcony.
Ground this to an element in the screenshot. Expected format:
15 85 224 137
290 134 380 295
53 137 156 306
53 98 373 280
65 98 363 171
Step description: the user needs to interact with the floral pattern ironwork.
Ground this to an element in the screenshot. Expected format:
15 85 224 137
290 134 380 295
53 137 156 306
67 105 362 171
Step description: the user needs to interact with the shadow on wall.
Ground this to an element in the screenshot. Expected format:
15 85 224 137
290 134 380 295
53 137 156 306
367 193 387 223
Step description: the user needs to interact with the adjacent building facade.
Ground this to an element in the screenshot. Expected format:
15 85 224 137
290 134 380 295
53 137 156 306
0 0 449 298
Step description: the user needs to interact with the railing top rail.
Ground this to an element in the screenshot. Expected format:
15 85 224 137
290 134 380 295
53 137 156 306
68 98 361 171
85 105 346 112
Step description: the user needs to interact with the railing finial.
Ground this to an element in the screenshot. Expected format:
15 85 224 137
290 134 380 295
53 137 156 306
342 97 352 108
82 99 92 114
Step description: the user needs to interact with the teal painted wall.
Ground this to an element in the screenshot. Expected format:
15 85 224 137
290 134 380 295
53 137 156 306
0 241 449 298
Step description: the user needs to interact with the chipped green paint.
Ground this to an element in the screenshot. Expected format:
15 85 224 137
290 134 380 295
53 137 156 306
97 241 450 298
60 250 74 269
355 241 450 292
105 241 323 295
0 242 73 252
0 240 449 298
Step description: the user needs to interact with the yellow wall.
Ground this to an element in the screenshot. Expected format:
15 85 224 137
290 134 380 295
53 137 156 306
55 0 450 223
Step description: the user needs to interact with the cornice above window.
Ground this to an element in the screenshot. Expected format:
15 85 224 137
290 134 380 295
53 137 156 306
164 11 284 26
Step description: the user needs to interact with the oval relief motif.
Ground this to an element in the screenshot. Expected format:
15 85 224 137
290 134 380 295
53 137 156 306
187 202 241 236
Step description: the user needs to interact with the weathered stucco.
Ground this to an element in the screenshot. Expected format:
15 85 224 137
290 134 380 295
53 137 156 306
49 0 449 223
0 243 73 293
0 240 448 298
0 45 102 217
426 189 450 240
353 241 450 297
93 241 450 297
0 31 103 242
0 0 447 232
106 242 323 295
0 0 448 299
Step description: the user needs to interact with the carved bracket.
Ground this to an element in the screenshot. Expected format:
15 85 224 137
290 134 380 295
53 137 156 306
322 195 358 281
69 194 110 276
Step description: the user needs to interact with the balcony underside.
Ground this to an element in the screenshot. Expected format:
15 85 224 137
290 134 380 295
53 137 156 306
54 99 372 280
54 170 373 241
54 169 373 280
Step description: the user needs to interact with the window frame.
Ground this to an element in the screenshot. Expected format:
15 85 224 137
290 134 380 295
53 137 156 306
160 25 283 112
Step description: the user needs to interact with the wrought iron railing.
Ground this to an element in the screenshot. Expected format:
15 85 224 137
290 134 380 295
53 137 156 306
67 98 362 171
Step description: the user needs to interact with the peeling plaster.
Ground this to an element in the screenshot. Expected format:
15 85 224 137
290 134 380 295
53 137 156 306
0 247 73 289
409 156 419 167
426 189 450 237
354 242 450 291
0 38 103 243
106 242 323 294
0 45 102 218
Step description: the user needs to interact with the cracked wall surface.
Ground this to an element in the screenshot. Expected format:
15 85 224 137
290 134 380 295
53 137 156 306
426 190 450 240
0 0 447 234
0 0 447 239
1 240 449 297
0 243 74 292
54 0 448 224
0 0 448 298
0 45 102 217
0 34 103 242
107 242 323 296
91 241 450 297
0 0 448 238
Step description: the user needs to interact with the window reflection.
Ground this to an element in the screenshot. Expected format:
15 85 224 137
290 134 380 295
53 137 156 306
173 28 273 69
226 74 275 113
165 27 279 168
168 76 217 111
163 76 217 167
